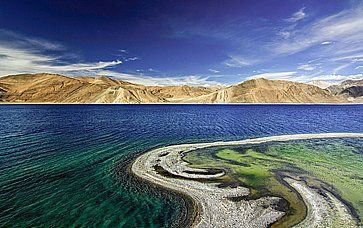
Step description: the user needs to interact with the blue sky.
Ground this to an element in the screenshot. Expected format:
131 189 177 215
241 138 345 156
0 0 362 86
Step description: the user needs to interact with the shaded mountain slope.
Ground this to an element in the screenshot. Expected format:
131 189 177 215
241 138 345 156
327 79 363 95
327 79 363 102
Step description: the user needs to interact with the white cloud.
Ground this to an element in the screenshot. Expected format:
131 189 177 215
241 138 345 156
333 63 352 74
273 7 363 55
355 66 363 69
224 55 256 67
0 43 122 76
148 68 159 72
321 41 333 45
0 29 65 51
333 54 363 62
98 70 222 86
125 57 139 61
208 69 220 73
0 42 220 86
285 8 307 23
307 73 363 82
247 70 363 83
297 64 316 71
0 30 221 86
277 31 292 39
247 71 297 80
0 30 125 76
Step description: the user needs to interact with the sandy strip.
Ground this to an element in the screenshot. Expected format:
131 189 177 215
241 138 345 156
285 178 358 228
132 133 362 227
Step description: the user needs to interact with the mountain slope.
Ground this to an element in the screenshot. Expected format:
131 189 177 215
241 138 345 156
0 73 354 103
327 79 363 102
187 78 344 103
0 73 165 103
327 79 363 94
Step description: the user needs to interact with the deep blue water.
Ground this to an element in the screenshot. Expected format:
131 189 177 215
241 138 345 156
0 104 362 227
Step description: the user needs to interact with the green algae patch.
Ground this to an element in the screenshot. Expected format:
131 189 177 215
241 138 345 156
215 148 307 227
267 140 363 222
183 138 363 226
216 149 272 186
184 147 307 227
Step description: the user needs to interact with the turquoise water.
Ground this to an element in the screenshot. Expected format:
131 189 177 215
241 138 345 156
0 104 362 227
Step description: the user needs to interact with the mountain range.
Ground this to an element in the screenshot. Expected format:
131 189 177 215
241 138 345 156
0 73 362 103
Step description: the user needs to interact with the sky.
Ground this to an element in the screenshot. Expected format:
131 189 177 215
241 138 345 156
0 0 362 86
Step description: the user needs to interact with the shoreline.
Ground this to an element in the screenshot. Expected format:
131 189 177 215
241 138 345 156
131 133 363 227
126 159 201 227
120 145 201 227
129 167 202 227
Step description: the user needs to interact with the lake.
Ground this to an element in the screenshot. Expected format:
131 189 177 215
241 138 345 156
0 104 362 227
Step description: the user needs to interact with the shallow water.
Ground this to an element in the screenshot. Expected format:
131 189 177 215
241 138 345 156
184 138 363 226
0 104 362 227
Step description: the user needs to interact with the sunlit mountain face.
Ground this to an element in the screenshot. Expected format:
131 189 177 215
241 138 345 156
0 0 362 85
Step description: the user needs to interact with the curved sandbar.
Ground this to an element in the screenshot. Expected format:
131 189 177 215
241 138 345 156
132 133 363 227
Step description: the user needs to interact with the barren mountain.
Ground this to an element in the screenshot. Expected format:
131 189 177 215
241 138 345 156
327 79 363 94
0 73 164 103
0 73 355 103
186 78 345 103
327 79 363 102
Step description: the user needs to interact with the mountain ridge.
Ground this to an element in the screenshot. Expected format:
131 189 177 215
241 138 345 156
0 73 360 103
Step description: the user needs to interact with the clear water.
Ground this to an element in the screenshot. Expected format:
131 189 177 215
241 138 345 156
0 104 362 227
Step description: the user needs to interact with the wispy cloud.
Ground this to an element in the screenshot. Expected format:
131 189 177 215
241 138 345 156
247 71 297 80
208 69 220 73
332 54 363 62
124 57 139 62
223 55 257 67
0 43 122 76
148 68 159 72
273 6 363 55
0 29 65 51
285 7 306 23
307 73 363 82
0 30 125 76
297 64 315 71
247 70 362 83
297 63 320 71
98 70 222 86
0 30 221 86
152 3 363 81
333 63 352 74
321 41 333 45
